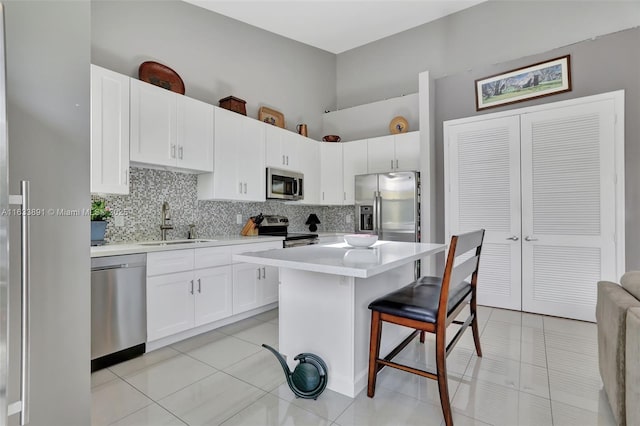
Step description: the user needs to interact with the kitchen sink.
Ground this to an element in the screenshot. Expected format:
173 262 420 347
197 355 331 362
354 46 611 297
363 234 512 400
137 239 216 246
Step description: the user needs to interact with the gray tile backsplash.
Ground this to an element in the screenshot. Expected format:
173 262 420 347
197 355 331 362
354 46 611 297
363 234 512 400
93 167 355 243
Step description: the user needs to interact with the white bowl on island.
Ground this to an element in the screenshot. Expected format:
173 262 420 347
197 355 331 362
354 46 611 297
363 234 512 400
344 234 378 248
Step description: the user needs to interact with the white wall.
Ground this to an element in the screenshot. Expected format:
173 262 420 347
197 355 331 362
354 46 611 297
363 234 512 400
322 93 418 141
91 0 336 140
336 0 640 109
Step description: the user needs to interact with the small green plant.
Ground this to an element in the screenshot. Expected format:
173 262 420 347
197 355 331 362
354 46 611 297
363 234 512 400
91 200 112 221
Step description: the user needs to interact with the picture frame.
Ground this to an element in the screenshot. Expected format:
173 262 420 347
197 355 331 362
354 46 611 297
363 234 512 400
258 106 285 128
475 55 571 111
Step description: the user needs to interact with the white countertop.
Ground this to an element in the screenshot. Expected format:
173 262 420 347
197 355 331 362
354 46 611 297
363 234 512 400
90 235 284 258
232 241 446 278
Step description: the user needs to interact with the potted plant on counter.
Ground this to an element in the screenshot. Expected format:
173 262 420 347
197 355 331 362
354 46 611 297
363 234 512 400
90 199 112 244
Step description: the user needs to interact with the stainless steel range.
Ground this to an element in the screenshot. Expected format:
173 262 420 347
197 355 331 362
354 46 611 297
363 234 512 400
257 215 319 248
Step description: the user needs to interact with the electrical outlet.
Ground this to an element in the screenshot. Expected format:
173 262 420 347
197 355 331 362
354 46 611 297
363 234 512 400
236 214 243 224
114 215 125 227
345 214 352 224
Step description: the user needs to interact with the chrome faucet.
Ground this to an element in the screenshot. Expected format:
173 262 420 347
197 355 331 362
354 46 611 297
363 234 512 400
160 201 174 241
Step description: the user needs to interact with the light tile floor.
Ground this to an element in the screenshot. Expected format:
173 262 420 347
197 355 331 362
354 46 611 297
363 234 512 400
91 307 616 426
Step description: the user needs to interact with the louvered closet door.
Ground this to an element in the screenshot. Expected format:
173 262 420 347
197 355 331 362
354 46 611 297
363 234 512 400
446 116 522 310
520 100 616 322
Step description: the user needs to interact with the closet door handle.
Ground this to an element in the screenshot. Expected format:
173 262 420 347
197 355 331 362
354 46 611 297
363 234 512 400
524 236 538 242
506 236 519 241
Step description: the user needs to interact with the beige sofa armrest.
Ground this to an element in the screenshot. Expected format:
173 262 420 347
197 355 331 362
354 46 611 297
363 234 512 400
596 281 640 425
621 271 640 300
626 307 640 426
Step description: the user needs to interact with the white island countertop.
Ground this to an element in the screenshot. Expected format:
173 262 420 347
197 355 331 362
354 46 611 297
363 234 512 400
233 241 446 278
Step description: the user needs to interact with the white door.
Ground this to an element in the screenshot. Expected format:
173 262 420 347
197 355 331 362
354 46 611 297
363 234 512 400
147 271 194 341
260 265 279 305
297 138 320 205
238 116 266 201
320 142 343 205
130 78 176 167
176 95 213 172
194 266 232 326
232 263 261 314
90 64 130 194
394 131 420 171
264 125 285 168
367 135 395 173
446 115 522 311
343 139 368 204
520 100 617 321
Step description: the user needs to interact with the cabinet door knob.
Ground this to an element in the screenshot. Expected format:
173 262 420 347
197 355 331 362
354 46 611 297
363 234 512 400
197 278 201 293
190 280 194 294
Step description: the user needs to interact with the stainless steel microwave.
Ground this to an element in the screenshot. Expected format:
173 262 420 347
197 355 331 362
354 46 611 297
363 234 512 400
266 168 303 201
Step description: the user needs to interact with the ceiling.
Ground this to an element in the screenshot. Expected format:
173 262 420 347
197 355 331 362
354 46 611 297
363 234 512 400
183 0 487 54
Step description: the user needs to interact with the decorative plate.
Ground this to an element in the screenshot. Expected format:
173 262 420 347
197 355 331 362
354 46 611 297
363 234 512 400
258 106 285 128
389 116 409 134
138 61 185 94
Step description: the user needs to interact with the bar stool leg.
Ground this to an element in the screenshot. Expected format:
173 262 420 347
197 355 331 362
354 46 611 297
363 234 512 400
470 301 482 357
435 328 453 426
367 311 382 397
419 330 425 343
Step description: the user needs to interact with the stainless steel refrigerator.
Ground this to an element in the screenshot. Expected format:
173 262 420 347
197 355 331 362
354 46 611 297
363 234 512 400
355 171 420 242
1 2 90 425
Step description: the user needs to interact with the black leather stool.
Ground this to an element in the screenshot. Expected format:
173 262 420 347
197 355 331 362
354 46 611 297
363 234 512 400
367 229 485 426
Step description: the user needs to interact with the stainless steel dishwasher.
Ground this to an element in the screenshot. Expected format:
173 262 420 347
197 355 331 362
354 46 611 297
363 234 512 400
91 253 147 371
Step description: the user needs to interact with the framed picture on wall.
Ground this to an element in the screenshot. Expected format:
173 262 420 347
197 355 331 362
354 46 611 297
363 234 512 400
475 55 572 111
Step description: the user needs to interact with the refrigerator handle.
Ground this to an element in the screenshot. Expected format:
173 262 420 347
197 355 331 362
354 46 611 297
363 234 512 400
7 180 30 425
376 191 382 236
372 191 378 235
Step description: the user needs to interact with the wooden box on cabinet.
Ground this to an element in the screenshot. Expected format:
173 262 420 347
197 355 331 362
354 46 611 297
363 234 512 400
219 96 246 116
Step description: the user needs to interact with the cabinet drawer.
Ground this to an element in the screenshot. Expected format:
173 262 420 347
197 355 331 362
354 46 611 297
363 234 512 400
232 241 283 258
147 249 194 276
195 246 232 269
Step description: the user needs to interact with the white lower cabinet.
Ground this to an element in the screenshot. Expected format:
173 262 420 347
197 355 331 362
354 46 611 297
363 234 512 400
147 247 233 341
232 263 278 314
147 270 195 341
146 241 281 342
231 241 282 315
194 265 233 327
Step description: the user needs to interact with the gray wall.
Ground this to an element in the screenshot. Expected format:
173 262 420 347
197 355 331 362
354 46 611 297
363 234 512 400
434 28 640 268
5 1 90 424
91 0 336 140
336 0 640 109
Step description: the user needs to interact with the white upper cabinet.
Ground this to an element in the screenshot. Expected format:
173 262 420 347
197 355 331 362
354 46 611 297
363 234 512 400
320 142 344 205
265 125 301 171
367 131 420 173
393 131 420 171
198 107 265 201
297 137 320 205
342 139 368 204
130 78 213 173
176 95 214 172
90 64 130 194
130 78 176 167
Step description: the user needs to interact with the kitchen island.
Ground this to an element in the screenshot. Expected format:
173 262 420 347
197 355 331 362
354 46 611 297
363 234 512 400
233 240 446 398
